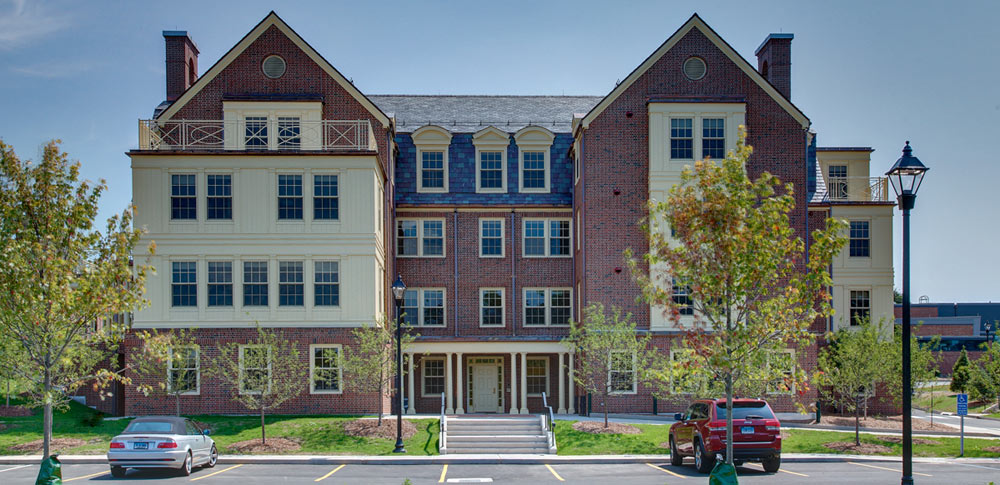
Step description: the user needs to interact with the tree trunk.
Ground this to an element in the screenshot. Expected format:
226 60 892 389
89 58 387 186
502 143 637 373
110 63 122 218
43 368 52 459
175 394 181 417
260 405 266 445
603 393 609 429
377 370 383 427
854 400 861 446
725 373 733 465
5 380 9 407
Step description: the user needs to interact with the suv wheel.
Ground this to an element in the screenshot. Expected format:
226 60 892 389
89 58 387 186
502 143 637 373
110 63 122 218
694 440 715 473
669 436 683 466
762 455 781 473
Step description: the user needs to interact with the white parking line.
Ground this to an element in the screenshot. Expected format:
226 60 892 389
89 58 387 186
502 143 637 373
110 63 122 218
0 465 30 473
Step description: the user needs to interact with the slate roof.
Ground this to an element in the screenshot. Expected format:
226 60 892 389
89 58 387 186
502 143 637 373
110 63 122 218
369 95 602 133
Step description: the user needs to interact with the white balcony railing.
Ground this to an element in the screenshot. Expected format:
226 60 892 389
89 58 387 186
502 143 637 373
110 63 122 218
138 119 377 152
824 176 889 202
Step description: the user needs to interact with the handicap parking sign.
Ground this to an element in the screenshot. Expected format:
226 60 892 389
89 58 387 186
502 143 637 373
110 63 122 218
957 393 968 416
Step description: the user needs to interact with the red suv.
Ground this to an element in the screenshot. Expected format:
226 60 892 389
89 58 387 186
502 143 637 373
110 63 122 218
668 398 782 473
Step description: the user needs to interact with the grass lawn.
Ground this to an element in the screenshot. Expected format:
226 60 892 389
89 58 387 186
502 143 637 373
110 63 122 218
913 385 996 414
782 428 1000 458
0 400 439 456
554 421 670 455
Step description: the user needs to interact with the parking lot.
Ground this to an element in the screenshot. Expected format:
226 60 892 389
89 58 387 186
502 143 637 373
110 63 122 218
2 460 998 484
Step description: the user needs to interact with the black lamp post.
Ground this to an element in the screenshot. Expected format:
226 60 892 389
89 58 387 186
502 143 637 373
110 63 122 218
886 141 929 485
391 275 407 454
985 322 994 349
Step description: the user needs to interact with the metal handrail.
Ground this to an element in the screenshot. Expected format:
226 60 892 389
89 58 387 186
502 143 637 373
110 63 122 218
137 119 377 152
823 176 889 202
541 392 556 452
439 393 446 452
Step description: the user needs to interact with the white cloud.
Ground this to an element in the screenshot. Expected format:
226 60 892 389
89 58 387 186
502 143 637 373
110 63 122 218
10 58 98 78
0 0 72 50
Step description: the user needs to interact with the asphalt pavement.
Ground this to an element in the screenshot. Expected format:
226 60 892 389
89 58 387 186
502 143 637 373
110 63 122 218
2 459 998 484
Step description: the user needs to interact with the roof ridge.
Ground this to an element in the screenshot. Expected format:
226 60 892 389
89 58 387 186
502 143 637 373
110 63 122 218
368 94 603 98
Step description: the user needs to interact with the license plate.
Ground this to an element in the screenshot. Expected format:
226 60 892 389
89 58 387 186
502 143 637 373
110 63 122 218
740 426 755 434
133 442 148 450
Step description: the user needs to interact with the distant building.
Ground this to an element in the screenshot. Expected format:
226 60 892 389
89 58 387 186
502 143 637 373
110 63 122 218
896 302 1000 373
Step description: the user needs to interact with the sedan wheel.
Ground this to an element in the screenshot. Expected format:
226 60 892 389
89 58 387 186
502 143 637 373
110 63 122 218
207 445 218 468
110 466 126 478
180 452 192 476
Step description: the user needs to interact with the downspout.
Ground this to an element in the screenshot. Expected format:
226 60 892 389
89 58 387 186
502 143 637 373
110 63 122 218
511 209 517 337
388 129 396 322
580 132 586 318
454 209 459 337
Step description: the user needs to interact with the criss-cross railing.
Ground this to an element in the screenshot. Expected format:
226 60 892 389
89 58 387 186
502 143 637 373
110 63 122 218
824 176 889 202
138 119 377 152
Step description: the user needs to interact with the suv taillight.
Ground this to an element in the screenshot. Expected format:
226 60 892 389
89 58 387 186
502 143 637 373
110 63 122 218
766 425 779 431
157 441 177 449
109 442 124 449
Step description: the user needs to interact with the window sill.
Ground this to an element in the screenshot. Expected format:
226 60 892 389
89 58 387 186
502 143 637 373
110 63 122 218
309 389 344 395
519 188 550 194
521 254 572 259
479 254 505 259
417 188 449 194
397 255 447 259
476 188 507 194
205 219 234 223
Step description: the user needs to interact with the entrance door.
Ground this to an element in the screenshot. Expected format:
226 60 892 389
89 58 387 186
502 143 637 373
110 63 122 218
472 365 499 413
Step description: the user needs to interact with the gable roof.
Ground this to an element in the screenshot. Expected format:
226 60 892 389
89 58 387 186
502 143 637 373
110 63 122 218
369 95 601 133
157 12 390 127
580 14 809 130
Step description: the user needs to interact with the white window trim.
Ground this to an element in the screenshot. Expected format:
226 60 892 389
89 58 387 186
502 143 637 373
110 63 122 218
522 218 572 258
166 345 200 395
309 344 343 394
525 357 549 397
222 101 323 151
238 344 272 395
276 172 305 223
575 210 581 251
478 218 505 258
405 288 447 327
473 126 510 194
609 350 638 395
522 287 572 327
417 148 450 193
168 171 199 223
479 288 506 327
848 219 872 259
668 115 730 161
766 349 796 395
170 260 198 309
515 126 555 194
421 357 446 397
312 259 341 308
311 172 341 223
848 287 872 327
396 218 447 258
649 104 745 166
204 172 234 223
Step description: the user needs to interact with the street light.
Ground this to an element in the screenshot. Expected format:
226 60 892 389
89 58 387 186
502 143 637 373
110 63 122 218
886 141 929 485
985 321 994 349
391 275 407 454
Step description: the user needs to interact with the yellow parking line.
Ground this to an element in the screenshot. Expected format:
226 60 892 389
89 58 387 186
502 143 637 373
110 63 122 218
438 464 448 483
191 464 243 481
544 464 565 481
847 461 932 477
63 470 109 482
645 463 686 478
314 464 345 481
743 462 808 477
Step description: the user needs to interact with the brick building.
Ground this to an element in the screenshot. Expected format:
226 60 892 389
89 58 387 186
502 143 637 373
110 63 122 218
121 12 896 416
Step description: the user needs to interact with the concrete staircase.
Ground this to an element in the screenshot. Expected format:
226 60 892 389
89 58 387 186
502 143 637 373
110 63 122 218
441 415 555 454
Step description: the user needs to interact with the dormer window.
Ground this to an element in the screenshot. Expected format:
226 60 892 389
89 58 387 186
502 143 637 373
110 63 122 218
223 101 321 150
411 125 452 194
473 126 510 194
514 126 555 194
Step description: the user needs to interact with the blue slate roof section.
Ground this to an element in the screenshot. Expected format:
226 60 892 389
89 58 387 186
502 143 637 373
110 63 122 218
370 95 601 133
395 132 574 206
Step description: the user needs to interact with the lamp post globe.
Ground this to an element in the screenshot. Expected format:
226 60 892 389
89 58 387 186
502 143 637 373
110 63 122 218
886 141 928 485
391 275 407 453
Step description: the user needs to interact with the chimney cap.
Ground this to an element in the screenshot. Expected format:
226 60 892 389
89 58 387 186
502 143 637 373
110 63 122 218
162 30 199 52
755 33 794 56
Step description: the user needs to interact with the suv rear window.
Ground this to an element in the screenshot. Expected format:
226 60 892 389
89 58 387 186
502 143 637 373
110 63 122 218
715 402 775 420
123 421 174 434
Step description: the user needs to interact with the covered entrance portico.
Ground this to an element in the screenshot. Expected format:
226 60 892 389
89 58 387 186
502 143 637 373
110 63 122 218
404 341 575 415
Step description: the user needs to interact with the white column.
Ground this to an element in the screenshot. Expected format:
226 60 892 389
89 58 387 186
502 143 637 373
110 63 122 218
445 352 454 414
568 352 575 414
520 352 528 414
557 353 567 414
509 352 519 414
406 353 416 415
455 352 465 414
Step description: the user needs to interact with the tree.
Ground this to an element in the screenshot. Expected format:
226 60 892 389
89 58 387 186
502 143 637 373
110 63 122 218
0 141 150 458
951 348 972 393
887 325 940 410
131 328 201 416
814 319 894 445
969 342 1000 410
627 131 846 466
341 316 415 426
207 325 307 444
564 302 656 428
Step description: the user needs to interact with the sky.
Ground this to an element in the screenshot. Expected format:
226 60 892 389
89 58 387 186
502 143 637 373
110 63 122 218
0 0 997 302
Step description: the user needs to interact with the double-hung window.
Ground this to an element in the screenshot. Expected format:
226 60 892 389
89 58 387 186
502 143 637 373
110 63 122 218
420 151 445 190
672 281 693 316
244 116 268 149
277 117 300 149
310 345 342 393
239 345 271 394
849 290 870 326
313 175 339 220
480 289 505 326
397 219 445 257
702 118 725 159
670 118 693 159
168 346 199 394
479 219 504 257
207 261 233 307
278 261 304 307
171 261 197 307
401 288 446 327
478 151 504 190
609 350 637 394
243 261 268 307
422 358 445 396
526 358 548 395
523 219 571 257
206 174 232 220
278 174 303 220
521 151 547 190
523 288 571 326
171 174 196 220
314 261 340 307
849 221 870 257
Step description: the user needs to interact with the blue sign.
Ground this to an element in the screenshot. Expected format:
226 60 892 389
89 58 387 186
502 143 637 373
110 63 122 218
957 393 968 416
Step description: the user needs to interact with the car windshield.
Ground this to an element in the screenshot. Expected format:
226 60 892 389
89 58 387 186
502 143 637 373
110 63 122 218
123 421 175 434
715 402 775 420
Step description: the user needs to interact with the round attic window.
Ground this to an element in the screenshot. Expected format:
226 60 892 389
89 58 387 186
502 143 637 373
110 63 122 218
262 55 287 79
683 57 706 80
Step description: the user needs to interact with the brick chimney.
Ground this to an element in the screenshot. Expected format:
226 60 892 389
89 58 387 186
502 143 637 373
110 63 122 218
755 33 793 100
163 30 199 102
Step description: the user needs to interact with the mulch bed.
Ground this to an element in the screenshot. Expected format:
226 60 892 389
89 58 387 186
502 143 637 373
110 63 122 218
820 415 954 432
343 418 417 440
9 438 88 452
227 438 301 453
571 421 641 435
823 441 892 454
877 435 940 445
0 406 33 417
984 446 1000 453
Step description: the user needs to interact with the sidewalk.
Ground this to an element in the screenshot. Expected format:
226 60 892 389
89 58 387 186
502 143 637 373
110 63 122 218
2 453 998 466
